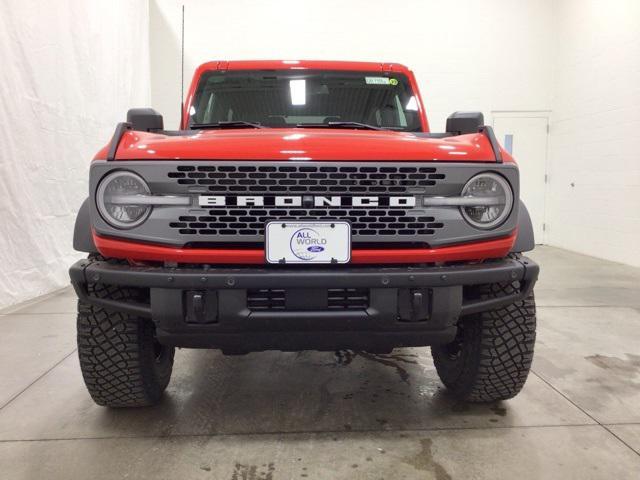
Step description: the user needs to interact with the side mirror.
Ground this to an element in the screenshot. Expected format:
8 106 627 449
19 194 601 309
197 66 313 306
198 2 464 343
127 108 164 132
446 111 484 135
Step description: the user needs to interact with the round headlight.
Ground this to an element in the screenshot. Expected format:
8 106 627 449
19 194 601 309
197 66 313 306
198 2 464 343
460 173 513 229
96 171 151 229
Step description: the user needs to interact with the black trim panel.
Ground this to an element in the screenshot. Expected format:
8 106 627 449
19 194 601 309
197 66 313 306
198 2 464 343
511 200 535 253
107 122 132 161
479 125 503 163
72 198 97 253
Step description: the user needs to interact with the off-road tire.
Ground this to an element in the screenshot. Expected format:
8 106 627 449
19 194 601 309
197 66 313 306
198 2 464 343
77 263 174 407
432 281 536 402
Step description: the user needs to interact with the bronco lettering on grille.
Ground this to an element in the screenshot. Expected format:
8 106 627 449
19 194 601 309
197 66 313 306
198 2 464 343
198 196 417 208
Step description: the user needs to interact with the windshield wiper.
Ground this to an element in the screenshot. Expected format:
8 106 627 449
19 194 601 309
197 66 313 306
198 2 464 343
190 121 266 129
296 121 383 131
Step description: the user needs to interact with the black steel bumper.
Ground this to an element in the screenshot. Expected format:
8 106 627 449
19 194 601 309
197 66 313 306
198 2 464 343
69 257 538 353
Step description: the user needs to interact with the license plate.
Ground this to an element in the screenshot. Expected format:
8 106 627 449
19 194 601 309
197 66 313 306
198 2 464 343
265 221 351 264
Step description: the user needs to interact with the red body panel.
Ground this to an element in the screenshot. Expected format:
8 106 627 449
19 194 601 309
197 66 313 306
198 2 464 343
112 129 497 162
94 233 516 265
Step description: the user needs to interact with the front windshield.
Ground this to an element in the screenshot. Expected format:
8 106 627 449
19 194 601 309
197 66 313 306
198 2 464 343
188 70 422 131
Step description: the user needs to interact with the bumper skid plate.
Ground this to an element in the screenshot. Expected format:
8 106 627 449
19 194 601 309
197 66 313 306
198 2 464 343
70 257 538 353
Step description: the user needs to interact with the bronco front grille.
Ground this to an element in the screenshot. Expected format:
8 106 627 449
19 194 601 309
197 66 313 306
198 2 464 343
167 164 446 195
166 163 447 241
91 160 520 250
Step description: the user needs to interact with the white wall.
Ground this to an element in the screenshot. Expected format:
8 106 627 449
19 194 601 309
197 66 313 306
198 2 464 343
546 0 640 266
150 0 555 130
0 0 151 309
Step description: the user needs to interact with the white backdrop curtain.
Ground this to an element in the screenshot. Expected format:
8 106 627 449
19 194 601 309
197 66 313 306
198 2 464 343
0 0 151 308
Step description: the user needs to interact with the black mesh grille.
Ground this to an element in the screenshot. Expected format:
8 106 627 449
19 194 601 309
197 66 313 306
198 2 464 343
165 162 448 242
167 164 445 195
170 208 443 237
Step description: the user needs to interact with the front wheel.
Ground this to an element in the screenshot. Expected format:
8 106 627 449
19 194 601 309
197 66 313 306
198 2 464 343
432 281 536 402
77 281 174 407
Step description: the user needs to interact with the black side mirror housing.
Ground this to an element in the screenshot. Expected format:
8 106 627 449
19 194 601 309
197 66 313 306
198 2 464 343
446 111 484 135
127 108 164 132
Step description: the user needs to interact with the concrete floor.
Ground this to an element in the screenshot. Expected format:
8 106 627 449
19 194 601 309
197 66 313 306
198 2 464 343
1 246 639 479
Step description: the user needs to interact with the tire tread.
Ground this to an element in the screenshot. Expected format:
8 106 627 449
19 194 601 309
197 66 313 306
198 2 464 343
433 281 536 402
77 280 173 407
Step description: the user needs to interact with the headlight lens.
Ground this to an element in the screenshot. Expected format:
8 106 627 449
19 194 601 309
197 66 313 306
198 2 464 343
96 171 151 229
460 173 513 229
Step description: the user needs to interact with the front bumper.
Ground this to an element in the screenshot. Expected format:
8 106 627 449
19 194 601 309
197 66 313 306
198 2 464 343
69 256 538 353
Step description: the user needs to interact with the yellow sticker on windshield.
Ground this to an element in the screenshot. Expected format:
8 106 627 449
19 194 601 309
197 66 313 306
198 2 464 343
389 78 399 86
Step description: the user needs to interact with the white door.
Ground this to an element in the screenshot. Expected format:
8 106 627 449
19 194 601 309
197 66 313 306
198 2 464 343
493 114 549 243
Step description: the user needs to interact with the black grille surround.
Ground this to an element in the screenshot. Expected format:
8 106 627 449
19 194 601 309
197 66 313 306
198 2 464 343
89 160 520 249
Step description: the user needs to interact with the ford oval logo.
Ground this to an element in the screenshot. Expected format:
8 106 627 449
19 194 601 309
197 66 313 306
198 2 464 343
307 246 325 253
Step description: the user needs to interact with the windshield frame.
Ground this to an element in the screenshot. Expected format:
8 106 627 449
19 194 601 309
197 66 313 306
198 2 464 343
186 69 426 132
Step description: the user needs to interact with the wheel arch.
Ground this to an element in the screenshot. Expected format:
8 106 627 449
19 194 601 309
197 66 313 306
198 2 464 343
511 200 535 253
73 198 97 253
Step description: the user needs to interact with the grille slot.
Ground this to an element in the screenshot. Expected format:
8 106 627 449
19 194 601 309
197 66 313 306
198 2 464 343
247 289 286 311
327 288 369 310
246 288 370 311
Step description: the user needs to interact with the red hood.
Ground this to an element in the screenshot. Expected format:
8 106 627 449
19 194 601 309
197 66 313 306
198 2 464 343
102 128 501 162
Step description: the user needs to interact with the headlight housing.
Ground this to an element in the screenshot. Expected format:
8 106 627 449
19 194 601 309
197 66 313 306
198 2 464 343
460 173 513 229
96 171 151 229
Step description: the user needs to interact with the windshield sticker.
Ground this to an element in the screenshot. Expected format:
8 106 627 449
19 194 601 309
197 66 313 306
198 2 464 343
389 78 399 86
365 77 391 85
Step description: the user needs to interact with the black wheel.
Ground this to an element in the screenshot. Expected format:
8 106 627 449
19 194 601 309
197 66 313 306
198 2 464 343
432 281 536 402
77 261 174 407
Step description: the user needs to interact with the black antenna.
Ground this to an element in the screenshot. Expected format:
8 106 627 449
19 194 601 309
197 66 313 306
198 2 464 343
180 4 185 128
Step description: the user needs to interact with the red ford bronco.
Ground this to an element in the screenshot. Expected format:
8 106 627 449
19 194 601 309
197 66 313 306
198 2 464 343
70 60 538 407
